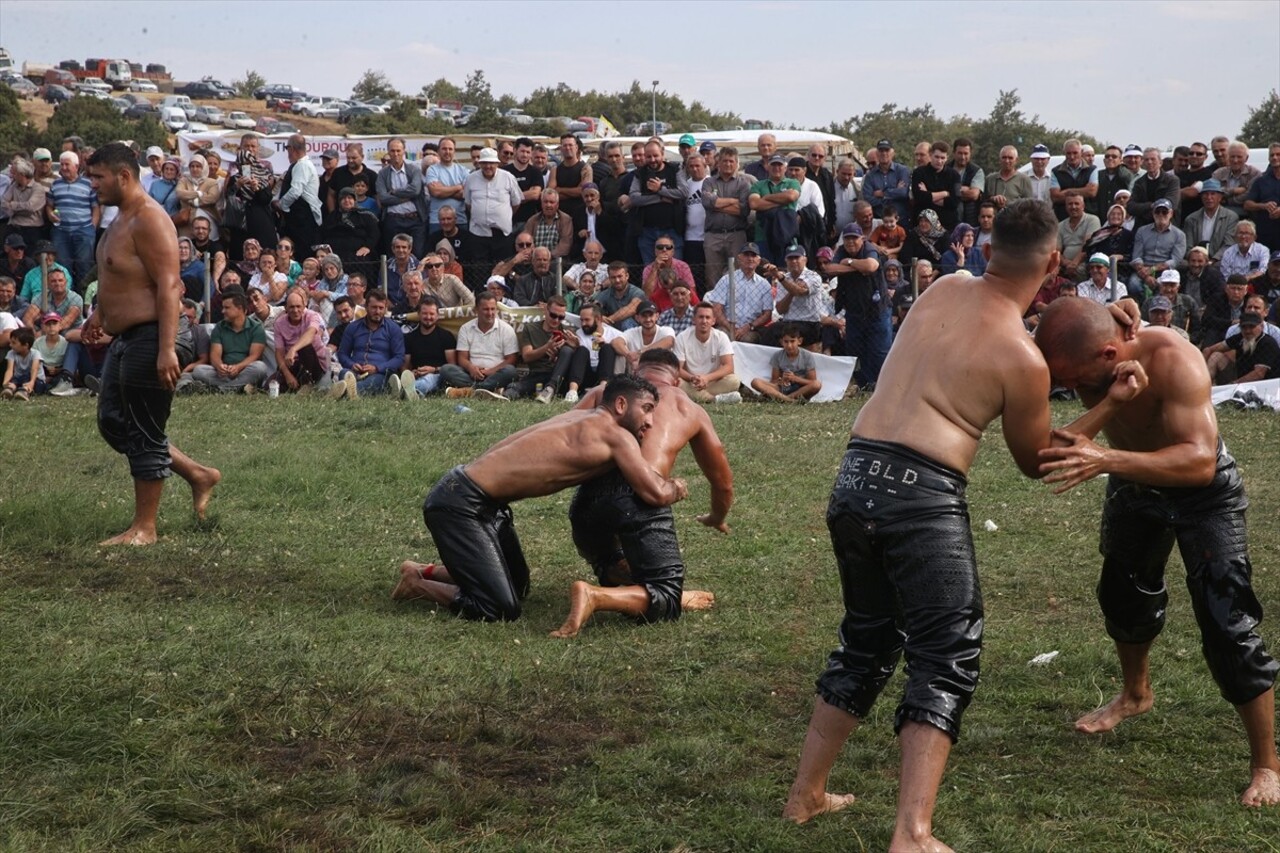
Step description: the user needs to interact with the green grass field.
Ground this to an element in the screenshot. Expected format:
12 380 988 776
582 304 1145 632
1 394 1278 852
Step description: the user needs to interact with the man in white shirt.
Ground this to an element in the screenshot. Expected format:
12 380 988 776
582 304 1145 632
618 300 675 371
441 292 518 399
463 147 523 278
1028 144 1052 203
673 303 741 403
788 157 826 220
276 134 321 257
564 302 623 403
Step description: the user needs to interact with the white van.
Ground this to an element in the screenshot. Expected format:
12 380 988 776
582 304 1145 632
161 106 188 132
160 94 196 119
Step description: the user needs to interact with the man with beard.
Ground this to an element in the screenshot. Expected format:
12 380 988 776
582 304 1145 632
393 374 687 622
392 295 456 400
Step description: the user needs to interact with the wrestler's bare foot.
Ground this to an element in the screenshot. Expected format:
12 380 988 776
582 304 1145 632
1075 689 1154 734
781 790 857 824
681 589 715 611
887 831 954 852
392 561 433 600
1242 767 1280 807
550 580 596 639
99 526 157 546
190 466 221 520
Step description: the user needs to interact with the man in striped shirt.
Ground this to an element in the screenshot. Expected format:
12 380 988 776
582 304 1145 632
46 151 98 290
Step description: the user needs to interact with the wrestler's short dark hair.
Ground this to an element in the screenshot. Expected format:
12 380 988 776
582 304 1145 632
990 199 1057 272
602 373 659 408
87 142 140 178
638 348 679 370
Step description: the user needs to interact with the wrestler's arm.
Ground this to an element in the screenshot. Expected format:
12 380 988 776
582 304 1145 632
136 206 184 390
1042 348 1217 491
689 410 733 533
610 428 687 506
999 346 1055 478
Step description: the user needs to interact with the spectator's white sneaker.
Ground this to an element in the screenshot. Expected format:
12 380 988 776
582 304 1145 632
399 370 416 400
49 379 75 397
713 391 742 404
535 385 555 404
474 388 508 402
387 372 402 399
563 389 579 404
344 371 358 399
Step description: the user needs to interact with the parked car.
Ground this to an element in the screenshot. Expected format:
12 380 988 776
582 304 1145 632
161 106 189 132
273 120 299 134
294 96 340 117
160 94 197 119
502 108 534 126
3 74 37 99
185 121 209 133
43 84 72 104
79 76 112 96
110 96 131 113
254 83 305 101
224 111 256 129
120 92 148 106
127 78 158 93
124 102 160 120
74 84 111 100
193 105 224 125
175 80 233 100
338 103 380 124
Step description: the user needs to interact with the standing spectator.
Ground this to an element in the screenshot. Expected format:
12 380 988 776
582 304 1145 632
1213 140 1261 218
316 148 340 213
2 159 47 250
31 148 55 190
1128 147 1181 227
376 138 428 257
464 147 522 285
45 151 97 288
1178 141 1217 219
984 145 1033 210
1049 138 1098 222
1027 144 1052 203
911 141 961 230
863 139 911 222
441 292 518 399
226 134 277 261
748 155 800 265
1243 142 1280 253
147 158 181 216
680 154 709 287
1093 145 1134 220
174 155 220 239
276 135 322 257
425 137 468 228
328 143 377 213
744 133 777 181
504 137 544 229
630 140 685 265
950 138 985 226
700 146 752 294
832 158 859 234
549 134 589 223
806 144 837 240
593 141 630 264
823 223 888 389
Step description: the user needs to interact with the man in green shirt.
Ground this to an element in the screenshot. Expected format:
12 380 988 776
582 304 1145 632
189 291 269 392
748 155 800 264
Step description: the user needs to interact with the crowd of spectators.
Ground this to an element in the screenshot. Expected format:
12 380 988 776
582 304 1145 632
2 130 1278 401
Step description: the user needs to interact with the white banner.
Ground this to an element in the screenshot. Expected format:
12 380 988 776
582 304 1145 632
176 132 441 175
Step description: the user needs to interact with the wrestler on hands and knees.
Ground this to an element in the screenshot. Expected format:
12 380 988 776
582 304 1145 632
393 374 687 622
782 199 1145 851
553 348 734 638
1036 297 1280 808
83 142 220 546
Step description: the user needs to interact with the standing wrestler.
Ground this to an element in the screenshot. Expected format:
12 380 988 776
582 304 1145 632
551 348 734 638
83 143 220 546
394 374 687 622
1036 298 1280 807
782 200 1144 850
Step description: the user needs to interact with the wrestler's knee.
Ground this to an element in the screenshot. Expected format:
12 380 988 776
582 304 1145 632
640 580 681 623
1097 560 1167 644
98 409 129 455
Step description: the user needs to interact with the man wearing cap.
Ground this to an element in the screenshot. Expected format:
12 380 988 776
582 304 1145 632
141 146 165 194
1203 310 1280 384
1144 270 1199 338
700 146 752 292
1129 199 1186 298
1050 139 1099 222
1121 144 1144 177
1202 276 1251 347
316 148 340 213
617 299 676 372
46 151 98 290
31 149 55 190
1027 144 1053 203
1181 245 1225 314
745 133 777 182
677 134 698 166
1230 294 1280 345
748 154 800 265
863 139 911 223
1143 295 1188 339
982 145 1032 212
464 147 523 278
275 135 322 257
773 245 826 348
1243 142 1280 253
698 141 717 175
19 240 72 308
1128 148 1182 228
1182 179 1239 261
704 242 774 343
2 159 47 251
822 222 888 388
0 233 35 286
1080 253 1119 305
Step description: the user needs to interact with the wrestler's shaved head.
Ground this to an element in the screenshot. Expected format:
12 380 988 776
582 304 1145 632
1035 298 1119 366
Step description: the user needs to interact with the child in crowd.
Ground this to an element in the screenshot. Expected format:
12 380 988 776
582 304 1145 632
750 324 821 403
2 327 45 400
352 177 379 214
869 208 906 260
34 312 70 394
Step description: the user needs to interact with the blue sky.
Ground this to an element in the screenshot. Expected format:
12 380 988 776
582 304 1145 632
4 0 1277 148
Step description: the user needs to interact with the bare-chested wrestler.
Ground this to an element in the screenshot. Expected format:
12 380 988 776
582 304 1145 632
782 200 1144 851
1036 298 1280 808
394 373 687 621
550 348 734 638
82 142 220 546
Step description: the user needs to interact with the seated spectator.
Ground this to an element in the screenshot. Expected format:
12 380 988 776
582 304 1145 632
0 275 30 335
327 296 356 354
1144 269 1200 339
390 270 426 328
1201 276 1251 347
433 240 465 282
421 253 474 308
773 245 826 349
247 249 289 304
1225 294 1280 347
563 302 622 403
392 296 457 400
1218 221 1270 284
1259 252 1280 312
275 238 302 285
750 324 821 402
617 299 676 371
674 303 741 403
190 215 226 285
148 158 181 216
22 267 82 332
34 312 70 394
331 288 405 399
511 295 577 402
173 298 211 393
881 258 905 299
1078 254 1119 305
190 292 269 393
642 239 697 311
274 288 330 394
19 241 70 308
1182 245 1224 317
522 189 573 259
704 242 774 342
1 327 43 400
1144 296 1188 340
1081 203 1134 278
312 255 349 321
384 233 418 307
939 223 987 278
178 237 207 303
440 293 518 399
512 246 559 307
1055 195 1100 278
595 260 646 330
566 270 597 314
658 281 697 335
237 238 262 278
1128 199 1186 299
323 187 380 281
868 207 905 260
485 274 519 308
1182 179 1238 261
898 209 948 271
246 288 284 370
563 240 608 293
1203 311 1280 384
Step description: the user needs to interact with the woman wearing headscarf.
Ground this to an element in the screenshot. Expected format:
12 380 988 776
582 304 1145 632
225 133 277 262
1082 203 1135 280
175 155 222 238
322 187 380 283
178 236 207 303
434 240 465 282
898 209 949 271
312 254 349 326
148 158 181 216
939 223 986 277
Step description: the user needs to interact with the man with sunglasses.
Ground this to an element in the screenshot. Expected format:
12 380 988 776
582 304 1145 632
1178 142 1217 220
1094 145 1135 220
805 144 836 241
512 295 578 402
421 253 474 309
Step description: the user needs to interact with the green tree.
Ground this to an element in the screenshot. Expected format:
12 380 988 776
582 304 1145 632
420 78 463 104
42 97 165 151
352 69 398 103
1239 90 1280 148
463 69 494 110
827 103 950 160
0 86 38 157
348 98 454 137
965 90 1099 173
232 69 267 99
